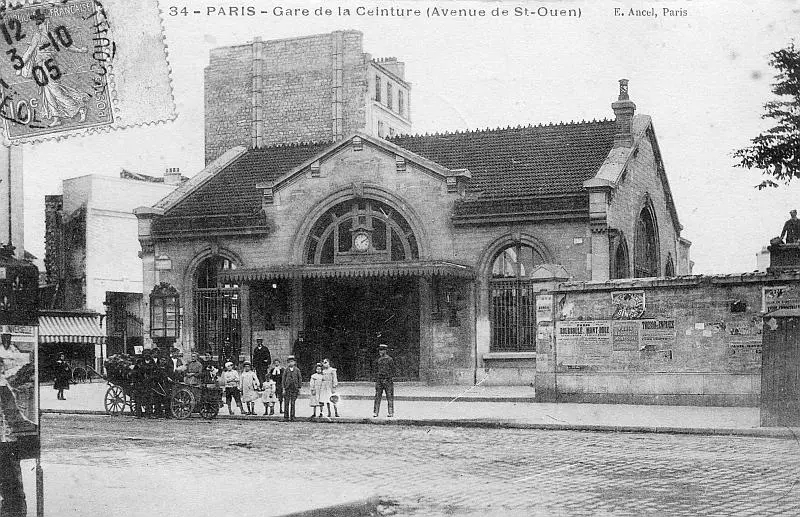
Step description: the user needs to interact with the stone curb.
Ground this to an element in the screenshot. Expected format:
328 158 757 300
41 409 797 439
276 495 380 517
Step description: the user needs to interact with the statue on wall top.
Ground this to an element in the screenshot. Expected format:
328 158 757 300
781 210 800 244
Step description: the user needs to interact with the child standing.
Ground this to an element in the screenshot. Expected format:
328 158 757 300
261 376 277 415
270 359 284 414
222 361 244 415
239 361 260 415
308 363 324 420
320 358 339 417
281 356 302 421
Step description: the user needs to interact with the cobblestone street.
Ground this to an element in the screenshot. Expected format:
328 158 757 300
33 414 800 516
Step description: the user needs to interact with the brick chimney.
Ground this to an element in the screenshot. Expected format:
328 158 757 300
611 78 636 147
376 57 405 80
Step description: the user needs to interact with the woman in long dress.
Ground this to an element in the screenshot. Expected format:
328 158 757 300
20 13 89 127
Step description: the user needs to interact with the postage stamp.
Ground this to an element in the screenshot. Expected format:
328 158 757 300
0 0 175 144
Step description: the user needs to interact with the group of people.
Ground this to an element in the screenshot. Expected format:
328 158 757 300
129 347 186 418
104 337 398 421
210 353 341 421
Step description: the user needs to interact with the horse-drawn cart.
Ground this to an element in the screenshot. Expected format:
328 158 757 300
101 354 223 419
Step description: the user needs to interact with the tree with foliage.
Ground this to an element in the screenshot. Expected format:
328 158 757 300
734 42 800 189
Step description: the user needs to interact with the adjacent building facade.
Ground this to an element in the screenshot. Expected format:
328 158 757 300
45 170 185 366
205 30 412 164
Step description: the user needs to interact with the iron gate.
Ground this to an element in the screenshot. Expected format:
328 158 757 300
194 287 241 358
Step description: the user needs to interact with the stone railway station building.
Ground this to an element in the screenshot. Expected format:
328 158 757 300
136 31 786 405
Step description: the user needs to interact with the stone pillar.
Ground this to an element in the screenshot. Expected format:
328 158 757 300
240 284 251 359
133 206 164 350
590 229 610 282
289 278 304 353
534 291 557 401
418 276 433 383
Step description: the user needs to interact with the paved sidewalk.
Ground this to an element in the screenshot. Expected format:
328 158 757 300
38 380 788 437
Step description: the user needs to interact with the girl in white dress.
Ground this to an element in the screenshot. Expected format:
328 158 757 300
261 378 278 416
309 363 324 420
239 361 260 415
320 358 339 417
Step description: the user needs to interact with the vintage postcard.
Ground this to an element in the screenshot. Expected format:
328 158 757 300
1 0 798 516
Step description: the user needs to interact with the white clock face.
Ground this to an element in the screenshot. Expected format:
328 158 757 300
354 232 370 251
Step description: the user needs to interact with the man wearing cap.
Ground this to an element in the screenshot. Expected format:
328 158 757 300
781 210 800 244
373 344 396 418
252 339 271 384
281 356 302 421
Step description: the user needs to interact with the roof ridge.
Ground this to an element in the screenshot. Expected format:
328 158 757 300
252 138 336 151
389 118 615 141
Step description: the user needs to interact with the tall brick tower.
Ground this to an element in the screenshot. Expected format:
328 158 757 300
204 30 412 164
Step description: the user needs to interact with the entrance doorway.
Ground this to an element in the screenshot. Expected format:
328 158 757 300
299 276 420 381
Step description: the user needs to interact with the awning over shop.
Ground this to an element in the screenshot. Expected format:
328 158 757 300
221 260 475 282
38 314 106 345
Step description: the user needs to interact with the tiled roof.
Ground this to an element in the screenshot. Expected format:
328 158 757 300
158 120 615 230
389 120 616 198
164 141 333 218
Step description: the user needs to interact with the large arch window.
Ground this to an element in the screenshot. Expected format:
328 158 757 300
305 198 419 264
489 243 543 351
194 256 240 358
633 206 659 278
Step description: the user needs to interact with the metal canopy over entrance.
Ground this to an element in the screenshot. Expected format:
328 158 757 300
220 260 474 282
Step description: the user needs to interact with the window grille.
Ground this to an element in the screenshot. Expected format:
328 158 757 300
489 244 542 351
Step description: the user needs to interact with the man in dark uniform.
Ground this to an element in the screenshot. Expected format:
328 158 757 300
781 210 800 244
251 339 271 384
373 344 395 418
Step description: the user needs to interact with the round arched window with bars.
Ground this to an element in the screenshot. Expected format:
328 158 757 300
489 244 543 352
305 199 419 264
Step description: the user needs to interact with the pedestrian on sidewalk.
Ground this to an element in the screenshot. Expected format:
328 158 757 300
53 352 71 401
321 358 339 417
252 339 271 384
222 362 244 415
373 344 395 418
240 361 260 415
309 363 324 420
270 359 284 414
282 356 302 421
261 376 277 416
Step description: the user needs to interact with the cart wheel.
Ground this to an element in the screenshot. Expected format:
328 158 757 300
104 386 127 416
171 388 195 419
199 402 219 420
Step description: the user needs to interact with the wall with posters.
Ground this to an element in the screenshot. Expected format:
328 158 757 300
536 272 800 406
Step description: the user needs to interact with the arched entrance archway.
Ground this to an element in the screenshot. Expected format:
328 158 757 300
298 198 421 381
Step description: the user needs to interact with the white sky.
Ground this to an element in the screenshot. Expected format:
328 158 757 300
22 0 800 274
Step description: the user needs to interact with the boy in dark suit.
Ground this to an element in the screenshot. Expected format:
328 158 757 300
281 356 302 421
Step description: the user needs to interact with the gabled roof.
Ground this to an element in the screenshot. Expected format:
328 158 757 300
389 120 617 198
163 142 332 218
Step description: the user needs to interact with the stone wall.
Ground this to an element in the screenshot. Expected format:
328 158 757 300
534 274 800 406
204 31 371 163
